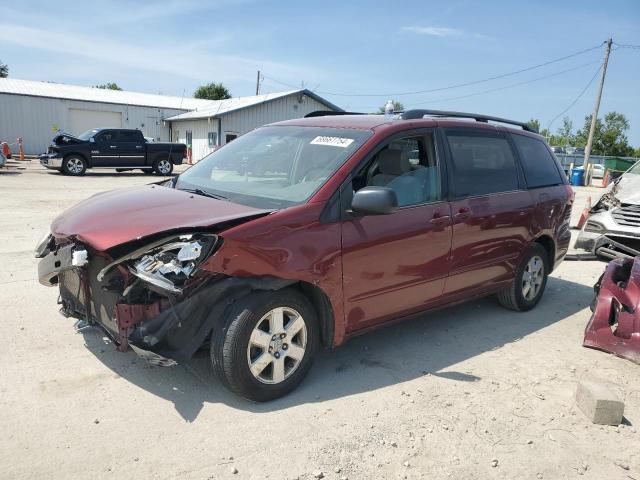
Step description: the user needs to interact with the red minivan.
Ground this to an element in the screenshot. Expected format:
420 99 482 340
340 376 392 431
36 110 573 401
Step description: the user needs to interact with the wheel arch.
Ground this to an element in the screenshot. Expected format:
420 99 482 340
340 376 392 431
64 151 89 164
288 281 335 349
534 234 556 269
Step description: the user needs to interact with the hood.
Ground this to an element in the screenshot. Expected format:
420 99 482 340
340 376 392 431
51 185 273 251
613 173 640 204
52 133 86 146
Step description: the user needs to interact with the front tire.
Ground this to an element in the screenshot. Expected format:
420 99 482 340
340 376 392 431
62 155 87 176
153 158 173 176
497 243 549 311
211 289 319 402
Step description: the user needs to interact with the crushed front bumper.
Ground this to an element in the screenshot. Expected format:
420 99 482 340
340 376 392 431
585 257 640 363
37 242 295 365
39 154 63 169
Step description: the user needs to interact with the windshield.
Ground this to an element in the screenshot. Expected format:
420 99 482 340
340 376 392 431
175 125 371 209
78 129 100 141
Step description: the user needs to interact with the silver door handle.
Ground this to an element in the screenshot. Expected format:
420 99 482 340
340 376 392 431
110 145 117 148
136 145 143 149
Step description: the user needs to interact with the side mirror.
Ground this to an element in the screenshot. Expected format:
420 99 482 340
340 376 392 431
351 186 398 215
89 137 95 143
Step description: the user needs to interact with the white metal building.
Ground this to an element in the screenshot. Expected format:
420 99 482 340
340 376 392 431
0 78 213 155
165 89 342 161
0 79 342 158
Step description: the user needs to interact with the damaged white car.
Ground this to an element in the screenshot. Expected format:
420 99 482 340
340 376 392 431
575 160 640 259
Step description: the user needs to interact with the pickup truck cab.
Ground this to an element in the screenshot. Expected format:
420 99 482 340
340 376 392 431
39 128 187 176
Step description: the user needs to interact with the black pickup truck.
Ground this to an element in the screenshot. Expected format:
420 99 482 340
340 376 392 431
39 128 187 176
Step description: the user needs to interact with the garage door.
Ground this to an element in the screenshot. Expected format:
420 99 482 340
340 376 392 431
68 109 122 136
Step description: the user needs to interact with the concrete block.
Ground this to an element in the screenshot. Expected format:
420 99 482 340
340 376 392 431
575 380 624 425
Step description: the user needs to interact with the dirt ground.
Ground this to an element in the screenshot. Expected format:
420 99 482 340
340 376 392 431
1 161 638 480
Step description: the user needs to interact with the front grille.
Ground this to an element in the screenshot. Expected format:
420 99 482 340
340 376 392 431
612 204 640 227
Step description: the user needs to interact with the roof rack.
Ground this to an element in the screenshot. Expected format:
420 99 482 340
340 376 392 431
304 110 363 118
400 109 537 133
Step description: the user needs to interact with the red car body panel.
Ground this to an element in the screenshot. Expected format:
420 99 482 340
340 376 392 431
51 184 272 251
44 114 574 356
341 201 452 332
584 257 640 364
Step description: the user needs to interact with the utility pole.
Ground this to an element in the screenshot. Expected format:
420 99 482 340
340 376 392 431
256 70 261 95
584 38 612 184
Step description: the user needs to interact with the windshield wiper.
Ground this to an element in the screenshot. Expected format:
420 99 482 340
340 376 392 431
179 188 229 200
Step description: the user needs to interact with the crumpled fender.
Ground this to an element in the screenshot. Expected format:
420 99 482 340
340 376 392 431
128 276 294 363
584 257 640 363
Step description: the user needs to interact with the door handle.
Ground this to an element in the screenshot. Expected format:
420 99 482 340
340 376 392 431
454 208 471 220
109 145 117 148
136 145 143 149
430 214 451 225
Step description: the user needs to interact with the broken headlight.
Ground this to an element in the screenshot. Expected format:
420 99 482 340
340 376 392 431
127 234 218 294
585 220 605 233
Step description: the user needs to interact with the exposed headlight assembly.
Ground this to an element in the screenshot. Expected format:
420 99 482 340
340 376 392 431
130 239 207 293
97 233 219 294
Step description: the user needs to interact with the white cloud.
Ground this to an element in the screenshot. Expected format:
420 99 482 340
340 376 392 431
401 26 464 37
0 24 319 87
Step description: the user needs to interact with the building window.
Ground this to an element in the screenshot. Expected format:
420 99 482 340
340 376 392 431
225 133 238 143
208 131 218 148
186 130 193 148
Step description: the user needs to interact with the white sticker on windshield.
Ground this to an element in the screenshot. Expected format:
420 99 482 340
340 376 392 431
310 136 355 148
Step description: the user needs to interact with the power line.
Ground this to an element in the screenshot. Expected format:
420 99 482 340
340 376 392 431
345 60 600 111
613 42 640 49
264 42 604 98
546 64 602 132
411 61 601 106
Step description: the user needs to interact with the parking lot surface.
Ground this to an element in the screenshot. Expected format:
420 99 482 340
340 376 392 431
1 161 638 479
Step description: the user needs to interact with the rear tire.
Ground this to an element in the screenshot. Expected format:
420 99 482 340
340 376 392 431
497 243 549 311
62 155 87 176
153 158 173 175
211 289 319 402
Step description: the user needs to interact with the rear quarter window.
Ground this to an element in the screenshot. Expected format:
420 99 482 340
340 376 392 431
512 134 563 188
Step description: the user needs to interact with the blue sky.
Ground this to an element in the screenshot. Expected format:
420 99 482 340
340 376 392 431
1 0 639 144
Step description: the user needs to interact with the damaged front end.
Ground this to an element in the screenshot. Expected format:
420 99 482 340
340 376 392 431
575 182 640 259
585 256 640 363
36 232 227 365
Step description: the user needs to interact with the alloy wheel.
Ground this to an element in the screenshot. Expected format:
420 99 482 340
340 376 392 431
157 159 171 174
66 157 84 174
246 307 307 384
522 255 544 301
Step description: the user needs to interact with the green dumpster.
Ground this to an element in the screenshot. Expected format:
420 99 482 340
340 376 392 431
604 157 636 172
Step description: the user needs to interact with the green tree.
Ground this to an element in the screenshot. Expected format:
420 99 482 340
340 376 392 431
194 82 231 100
0 60 8 78
575 112 634 156
377 101 404 113
527 118 540 133
95 82 122 90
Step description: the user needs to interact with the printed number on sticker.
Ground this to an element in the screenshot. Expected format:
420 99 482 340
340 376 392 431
310 136 355 148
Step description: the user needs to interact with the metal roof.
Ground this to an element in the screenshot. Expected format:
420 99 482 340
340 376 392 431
0 78 211 110
165 89 343 121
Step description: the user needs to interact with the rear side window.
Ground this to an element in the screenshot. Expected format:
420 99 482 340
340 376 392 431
445 131 518 197
119 130 143 142
512 134 563 188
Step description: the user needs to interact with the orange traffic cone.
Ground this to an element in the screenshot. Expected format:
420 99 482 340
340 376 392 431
17 137 24 161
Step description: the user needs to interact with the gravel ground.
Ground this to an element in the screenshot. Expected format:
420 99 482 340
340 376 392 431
0 161 638 480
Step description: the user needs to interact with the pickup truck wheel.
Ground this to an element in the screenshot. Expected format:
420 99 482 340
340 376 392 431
62 155 87 176
497 243 549 311
153 158 173 175
211 289 319 402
